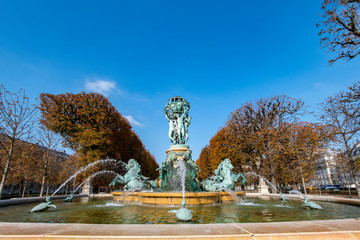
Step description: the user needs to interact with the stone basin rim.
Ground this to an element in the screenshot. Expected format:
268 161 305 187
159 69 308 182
112 191 245 197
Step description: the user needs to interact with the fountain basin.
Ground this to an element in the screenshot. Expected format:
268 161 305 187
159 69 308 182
112 191 245 205
1 194 360 224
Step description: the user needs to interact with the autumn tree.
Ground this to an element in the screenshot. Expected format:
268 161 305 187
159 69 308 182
195 145 212 180
285 122 334 194
318 0 360 64
343 81 360 114
336 152 355 196
0 85 37 199
14 143 43 197
37 126 62 197
1 140 40 197
320 92 360 197
39 92 158 181
226 96 305 190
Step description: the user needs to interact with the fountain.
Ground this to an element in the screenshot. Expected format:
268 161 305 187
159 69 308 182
112 97 247 207
2 95 360 240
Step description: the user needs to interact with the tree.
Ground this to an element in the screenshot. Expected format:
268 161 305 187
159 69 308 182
318 0 360 64
196 96 308 191
226 96 305 190
207 127 233 172
196 145 212 180
11 142 43 197
343 81 360 118
0 85 37 199
39 92 158 180
37 126 62 197
320 93 360 197
285 122 334 194
336 152 355 196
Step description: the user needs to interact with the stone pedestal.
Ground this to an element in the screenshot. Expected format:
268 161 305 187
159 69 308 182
166 144 191 156
159 144 200 192
257 178 269 194
81 179 93 195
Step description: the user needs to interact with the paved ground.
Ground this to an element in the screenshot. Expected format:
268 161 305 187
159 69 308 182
1 219 360 239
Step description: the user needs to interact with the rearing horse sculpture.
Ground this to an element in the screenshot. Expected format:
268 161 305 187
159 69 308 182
201 158 246 191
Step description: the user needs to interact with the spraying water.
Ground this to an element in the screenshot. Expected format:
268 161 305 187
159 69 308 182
244 172 279 193
289 190 305 196
73 170 117 193
176 159 186 200
168 158 195 221
221 188 243 203
52 159 125 196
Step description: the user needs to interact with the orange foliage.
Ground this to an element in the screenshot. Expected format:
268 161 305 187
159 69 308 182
39 92 158 183
196 96 334 189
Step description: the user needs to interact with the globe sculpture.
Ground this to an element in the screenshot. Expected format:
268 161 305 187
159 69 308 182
164 96 191 146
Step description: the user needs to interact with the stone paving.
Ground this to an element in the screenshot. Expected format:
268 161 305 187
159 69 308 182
1 219 360 239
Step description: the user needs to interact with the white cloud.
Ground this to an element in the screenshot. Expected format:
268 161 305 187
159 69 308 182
124 115 144 127
85 79 117 96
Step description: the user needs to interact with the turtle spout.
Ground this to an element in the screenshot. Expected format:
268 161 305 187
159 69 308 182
181 199 186 208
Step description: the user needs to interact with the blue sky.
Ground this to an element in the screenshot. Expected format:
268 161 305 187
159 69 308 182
1 1 359 164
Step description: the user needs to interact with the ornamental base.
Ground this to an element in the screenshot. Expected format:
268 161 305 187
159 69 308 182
112 191 245 206
160 144 199 192
81 179 93 195
166 144 191 155
257 178 269 194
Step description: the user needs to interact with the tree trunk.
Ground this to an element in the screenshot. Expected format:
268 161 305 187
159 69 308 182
353 172 360 198
299 162 307 195
73 176 76 193
342 134 360 198
265 143 277 193
46 185 49 197
269 158 277 193
65 184 68 195
348 156 360 198
0 138 15 200
19 183 22 197
22 180 27 198
9 183 14 195
0 160 10 200
265 154 277 192
39 153 49 197
22 170 29 198
345 174 352 198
